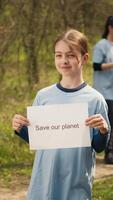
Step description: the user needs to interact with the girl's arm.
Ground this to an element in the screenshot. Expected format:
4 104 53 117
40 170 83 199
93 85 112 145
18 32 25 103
86 114 109 153
12 114 29 143
91 132 108 153
93 62 113 71
93 43 113 71
15 126 29 143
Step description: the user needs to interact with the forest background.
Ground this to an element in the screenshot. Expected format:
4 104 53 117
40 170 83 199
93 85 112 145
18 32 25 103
0 1 113 199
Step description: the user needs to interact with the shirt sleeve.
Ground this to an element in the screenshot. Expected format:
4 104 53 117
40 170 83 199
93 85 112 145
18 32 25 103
93 63 102 71
93 43 105 64
92 131 109 153
15 126 29 143
14 91 41 143
92 98 110 153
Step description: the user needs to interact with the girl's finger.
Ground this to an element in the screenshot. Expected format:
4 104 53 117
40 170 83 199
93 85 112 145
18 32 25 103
87 121 103 127
86 114 102 122
14 119 29 126
15 114 29 124
86 118 103 125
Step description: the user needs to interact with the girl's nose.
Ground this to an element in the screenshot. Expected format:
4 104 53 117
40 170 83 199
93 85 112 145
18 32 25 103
62 56 68 64
64 60 68 64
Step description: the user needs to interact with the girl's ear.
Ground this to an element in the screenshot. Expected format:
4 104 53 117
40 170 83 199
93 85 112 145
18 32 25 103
85 53 89 60
82 53 89 64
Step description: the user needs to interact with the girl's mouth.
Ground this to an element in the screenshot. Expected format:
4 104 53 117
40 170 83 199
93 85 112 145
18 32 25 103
60 66 71 69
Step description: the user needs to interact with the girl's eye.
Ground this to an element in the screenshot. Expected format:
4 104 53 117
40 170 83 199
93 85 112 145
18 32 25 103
68 54 75 58
55 54 62 58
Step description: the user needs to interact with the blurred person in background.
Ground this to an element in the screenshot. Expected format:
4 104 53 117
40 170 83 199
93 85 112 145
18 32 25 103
93 16 113 164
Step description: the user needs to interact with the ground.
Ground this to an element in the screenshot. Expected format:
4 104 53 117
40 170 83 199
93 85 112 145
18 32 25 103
0 155 113 200
0 175 28 200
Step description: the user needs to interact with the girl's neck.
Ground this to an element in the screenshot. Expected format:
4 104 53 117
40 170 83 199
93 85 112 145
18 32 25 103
107 34 113 43
60 76 84 89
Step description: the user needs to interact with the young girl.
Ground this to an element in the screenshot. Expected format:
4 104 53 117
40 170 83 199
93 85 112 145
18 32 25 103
13 29 109 200
93 16 113 164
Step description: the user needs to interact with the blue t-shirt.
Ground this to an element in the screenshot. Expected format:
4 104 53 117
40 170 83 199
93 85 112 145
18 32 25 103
23 83 109 200
93 39 113 100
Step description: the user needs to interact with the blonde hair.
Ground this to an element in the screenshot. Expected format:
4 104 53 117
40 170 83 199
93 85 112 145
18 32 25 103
54 29 88 56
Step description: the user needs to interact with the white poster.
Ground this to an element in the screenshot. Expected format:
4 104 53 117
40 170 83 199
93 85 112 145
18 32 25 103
27 103 91 150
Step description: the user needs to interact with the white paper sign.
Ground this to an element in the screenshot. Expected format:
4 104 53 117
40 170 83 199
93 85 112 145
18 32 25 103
27 103 91 150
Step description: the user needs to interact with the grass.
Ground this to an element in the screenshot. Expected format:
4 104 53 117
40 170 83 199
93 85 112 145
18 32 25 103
0 165 113 200
93 176 113 200
0 165 32 188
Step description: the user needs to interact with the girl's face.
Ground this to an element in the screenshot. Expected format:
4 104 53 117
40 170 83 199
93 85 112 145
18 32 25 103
55 40 87 78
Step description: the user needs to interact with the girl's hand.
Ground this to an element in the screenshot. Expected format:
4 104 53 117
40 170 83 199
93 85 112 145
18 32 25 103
85 114 108 135
12 114 30 133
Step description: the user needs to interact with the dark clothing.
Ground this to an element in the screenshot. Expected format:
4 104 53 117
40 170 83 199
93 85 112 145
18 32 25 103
105 100 113 164
106 100 113 151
